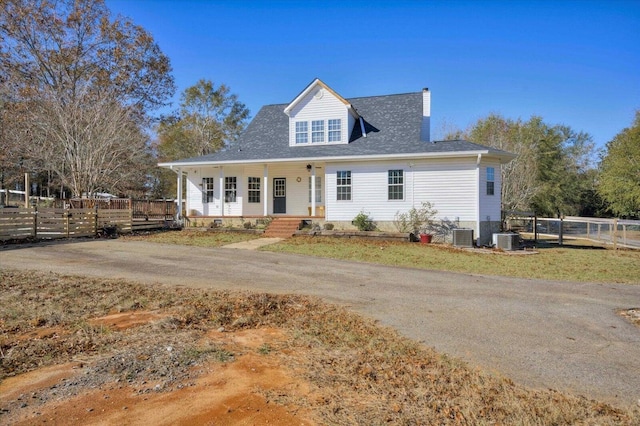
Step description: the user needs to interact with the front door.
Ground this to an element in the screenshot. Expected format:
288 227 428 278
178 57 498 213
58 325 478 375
273 178 286 214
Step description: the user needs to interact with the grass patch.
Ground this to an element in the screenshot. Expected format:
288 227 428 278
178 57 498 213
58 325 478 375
262 236 640 284
2 269 637 424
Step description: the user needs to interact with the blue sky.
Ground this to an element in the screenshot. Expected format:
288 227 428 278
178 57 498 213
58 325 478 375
106 0 639 151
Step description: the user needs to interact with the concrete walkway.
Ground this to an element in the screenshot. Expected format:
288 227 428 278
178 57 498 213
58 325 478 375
221 237 283 250
1 239 639 409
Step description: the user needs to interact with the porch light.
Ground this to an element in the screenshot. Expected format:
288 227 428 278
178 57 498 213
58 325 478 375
306 164 312 171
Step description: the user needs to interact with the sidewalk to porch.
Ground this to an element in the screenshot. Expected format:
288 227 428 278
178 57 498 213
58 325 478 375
221 237 283 250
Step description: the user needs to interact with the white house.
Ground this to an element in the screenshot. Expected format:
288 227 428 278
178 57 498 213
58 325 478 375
159 79 515 244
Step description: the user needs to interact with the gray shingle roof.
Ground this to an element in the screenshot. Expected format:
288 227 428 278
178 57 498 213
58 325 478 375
165 91 513 165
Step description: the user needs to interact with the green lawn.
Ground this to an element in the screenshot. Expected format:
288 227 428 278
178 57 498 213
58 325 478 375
132 231 639 284
262 236 640 284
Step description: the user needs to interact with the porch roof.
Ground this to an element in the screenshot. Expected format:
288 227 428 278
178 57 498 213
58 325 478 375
159 92 515 168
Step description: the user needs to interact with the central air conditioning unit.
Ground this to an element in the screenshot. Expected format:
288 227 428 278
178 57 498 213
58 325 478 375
494 233 520 251
453 229 474 248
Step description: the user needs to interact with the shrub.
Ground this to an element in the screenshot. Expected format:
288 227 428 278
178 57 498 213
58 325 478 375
353 211 375 231
394 202 438 234
324 223 334 230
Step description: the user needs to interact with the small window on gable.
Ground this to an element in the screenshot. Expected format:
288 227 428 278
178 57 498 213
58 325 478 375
202 177 214 203
295 121 308 144
311 120 324 143
486 167 495 196
328 119 341 142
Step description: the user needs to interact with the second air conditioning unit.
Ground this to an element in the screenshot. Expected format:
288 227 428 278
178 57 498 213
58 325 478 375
453 229 474 248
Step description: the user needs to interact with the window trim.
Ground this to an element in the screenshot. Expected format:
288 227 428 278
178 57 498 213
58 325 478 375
202 177 215 204
295 121 308 144
224 176 237 203
311 120 324 143
247 177 261 203
293 118 343 145
486 167 495 196
328 119 341 142
387 169 404 201
336 170 352 201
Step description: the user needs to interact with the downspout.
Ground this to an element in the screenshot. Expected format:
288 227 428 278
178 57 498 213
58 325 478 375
476 154 482 243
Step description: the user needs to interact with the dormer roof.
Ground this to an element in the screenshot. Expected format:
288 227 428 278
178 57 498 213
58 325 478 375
283 78 360 118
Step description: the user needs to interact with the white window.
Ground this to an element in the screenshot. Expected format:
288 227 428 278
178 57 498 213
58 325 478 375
337 171 351 201
388 170 404 200
308 176 322 203
225 176 237 203
202 177 214 203
487 167 495 196
328 119 341 142
295 121 308 144
311 120 324 143
248 177 260 203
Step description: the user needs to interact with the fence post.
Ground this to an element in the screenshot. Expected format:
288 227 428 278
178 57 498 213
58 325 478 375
612 218 618 250
558 217 563 246
94 205 99 237
33 204 38 239
65 209 70 238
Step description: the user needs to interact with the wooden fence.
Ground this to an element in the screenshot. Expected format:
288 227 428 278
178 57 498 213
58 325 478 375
0 207 166 241
54 199 176 220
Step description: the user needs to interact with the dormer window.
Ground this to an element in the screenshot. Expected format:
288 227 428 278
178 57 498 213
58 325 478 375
312 120 324 143
328 119 341 142
295 121 308 144
294 118 342 145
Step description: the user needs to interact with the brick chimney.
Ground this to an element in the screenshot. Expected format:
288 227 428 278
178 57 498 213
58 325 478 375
421 88 431 142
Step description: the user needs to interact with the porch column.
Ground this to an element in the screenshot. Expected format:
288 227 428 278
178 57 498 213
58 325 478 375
263 164 268 216
310 164 316 216
219 167 225 216
176 167 183 221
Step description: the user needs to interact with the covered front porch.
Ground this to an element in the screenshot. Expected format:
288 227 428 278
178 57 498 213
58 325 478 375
172 161 327 221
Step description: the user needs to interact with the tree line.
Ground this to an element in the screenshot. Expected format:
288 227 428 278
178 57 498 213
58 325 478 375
442 112 639 219
1 0 638 219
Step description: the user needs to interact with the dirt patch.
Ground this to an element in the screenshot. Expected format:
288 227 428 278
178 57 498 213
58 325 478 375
2 327 314 425
89 311 169 331
2 269 639 425
620 308 640 327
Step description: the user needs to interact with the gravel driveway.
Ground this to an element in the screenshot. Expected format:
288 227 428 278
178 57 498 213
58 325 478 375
1 239 639 408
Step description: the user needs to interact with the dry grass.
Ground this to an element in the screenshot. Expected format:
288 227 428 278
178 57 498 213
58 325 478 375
1 269 638 424
125 229 259 247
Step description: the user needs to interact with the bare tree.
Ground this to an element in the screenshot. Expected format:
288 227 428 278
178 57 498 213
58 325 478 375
24 87 151 197
0 0 175 197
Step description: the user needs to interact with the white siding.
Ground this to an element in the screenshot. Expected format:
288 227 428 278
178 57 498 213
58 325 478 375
186 166 245 217
325 158 478 224
289 86 349 146
479 159 502 222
